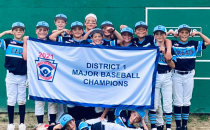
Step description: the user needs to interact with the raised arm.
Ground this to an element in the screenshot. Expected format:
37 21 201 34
49 29 69 41
106 27 123 44
83 29 92 40
0 30 13 38
191 31 210 46
23 36 29 60
99 108 110 121
164 39 172 62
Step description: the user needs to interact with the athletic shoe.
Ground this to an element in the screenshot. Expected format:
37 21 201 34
157 125 164 130
151 128 157 130
182 126 188 130
19 123 26 130
166 128 172 130
7 124 15 130
176 127 183 130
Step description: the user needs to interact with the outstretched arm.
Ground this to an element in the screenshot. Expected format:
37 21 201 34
191 31 210 46
0 30 13 38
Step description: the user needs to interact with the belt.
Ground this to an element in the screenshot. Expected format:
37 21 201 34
157 70 171 74
173 70 192 75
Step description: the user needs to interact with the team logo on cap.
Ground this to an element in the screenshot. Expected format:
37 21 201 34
35 58 58 82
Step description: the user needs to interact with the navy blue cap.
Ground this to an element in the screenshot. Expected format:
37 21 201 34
121 27 133 35
79 122 90 130
36 21 49 29
135 21 148 30
55 14 67 22
100 21 113 29
178 24 191 33
12 22 25 30
60 114 74 127
71 21 83 29
153 25 167 34
90 28 104 37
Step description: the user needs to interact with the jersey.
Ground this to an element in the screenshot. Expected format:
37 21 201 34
172 40 206 71
62 37 89 45
0 38 27 75
48 32 70 42
153 42 177 73
114 108 135 128
131 35 155 47
102 38 118 46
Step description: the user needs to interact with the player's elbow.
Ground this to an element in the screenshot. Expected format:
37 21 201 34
49 35 56 41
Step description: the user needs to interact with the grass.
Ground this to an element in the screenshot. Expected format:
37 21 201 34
198 114 209 122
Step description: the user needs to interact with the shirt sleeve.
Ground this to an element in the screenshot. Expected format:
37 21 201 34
0 39 6 50
196 40 206 53
171 48 177 62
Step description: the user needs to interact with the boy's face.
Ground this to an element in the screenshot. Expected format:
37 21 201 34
135 27 148 38
85 17 97 30
36 27 49 40
65 120 76 130
122 32 132 43
12 28 25 39
55 19 67 30
129 111 141 125
71 27 84 38
91 33 103 45
102 25 112 37
154 31 166 43
178 29 190 43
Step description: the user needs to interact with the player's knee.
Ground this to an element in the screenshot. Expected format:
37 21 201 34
18 102 25 105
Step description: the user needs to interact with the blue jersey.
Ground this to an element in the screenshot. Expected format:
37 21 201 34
62 37 89 45
153 42 176 72
102 38 118 46
131 35 155 47
0 38 27 75
172 40 206 71
114 108 135 128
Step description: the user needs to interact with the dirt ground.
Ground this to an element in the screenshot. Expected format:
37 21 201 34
0 113 209 130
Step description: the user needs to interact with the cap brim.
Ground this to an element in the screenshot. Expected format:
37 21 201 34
12 26 25 30
135 25 148 30
178 27 191 33
36 26 49 29
153 30 166 34
100 24 113 29
71 25 83 29
90 30 104 36
54 17 67 22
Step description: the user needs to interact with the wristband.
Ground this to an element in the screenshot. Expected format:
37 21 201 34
111 28 115 33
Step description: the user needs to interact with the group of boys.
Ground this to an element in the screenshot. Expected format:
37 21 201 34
0 12 210 130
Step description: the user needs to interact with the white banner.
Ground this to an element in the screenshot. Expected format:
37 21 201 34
27 37 159 109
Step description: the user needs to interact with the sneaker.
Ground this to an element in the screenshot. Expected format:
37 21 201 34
166 128 172 130
19 123 26 130
157 125 164 130
151 128 157 130
7 124 15 130
176 127 183 130
182 126 188 130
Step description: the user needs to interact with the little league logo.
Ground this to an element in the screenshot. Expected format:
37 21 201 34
35 58 58 82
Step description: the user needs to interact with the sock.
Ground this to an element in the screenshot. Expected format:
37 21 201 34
49 114 56 124
165 113 172 128
19 105 25 124
36 115 44 124
149 111 156 128
174 106 182 128
182 106 190 127
8 105 14 124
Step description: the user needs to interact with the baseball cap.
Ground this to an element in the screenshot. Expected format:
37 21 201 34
90 28 104 37
135 21 148 30
71 21 83 29
12 22 25 30
153 25 167 34
59 114 74 127
178 24 191 33
36 21 49 29
78 122 90 130
85 13 97 21
121 27 133 35
135 110 145 118
54 14 67 22
100 21 113 29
